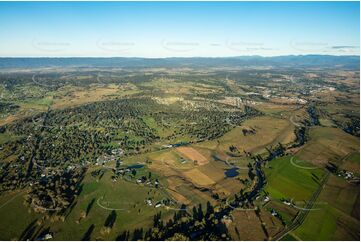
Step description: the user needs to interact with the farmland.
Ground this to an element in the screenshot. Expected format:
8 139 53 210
0 56 359 240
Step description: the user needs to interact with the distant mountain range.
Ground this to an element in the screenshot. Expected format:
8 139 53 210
0 55 359 69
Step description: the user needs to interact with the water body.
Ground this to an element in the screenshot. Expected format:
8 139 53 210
225 167 239 177
127 164 144 169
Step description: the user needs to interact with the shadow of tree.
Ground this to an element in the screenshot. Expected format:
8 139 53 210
116 230 130 240
82 224 95 241
86 198 96 217
19 219 37 240
104 210 117 228
65 200 78 219
33 227 51 240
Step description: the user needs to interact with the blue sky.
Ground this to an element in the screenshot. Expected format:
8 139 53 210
0 1 359 57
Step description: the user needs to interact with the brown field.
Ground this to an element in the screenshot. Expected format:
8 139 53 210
0 115 17 126
147 150 218 203
340 152 360 174
182 168 215 187
0 102 48 126
52 85 120 109
252 102 298 114
214 178 245 197
324 176 360 218
228 209 283 240
154 150 195 170
149 161 178 177
166 177 192 204
176 147 209 165
164 175 214 205
264 200 298 224
296 127 359 167
198 162 226 182
196 116 296 154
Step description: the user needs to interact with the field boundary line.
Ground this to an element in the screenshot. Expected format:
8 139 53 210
272 171 330 241
0 191 25 210
290 156 318 170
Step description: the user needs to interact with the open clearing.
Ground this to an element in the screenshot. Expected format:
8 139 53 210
296 127 359 167
182 168 216 187
196 116 296 155
264 156 325 204
293 175 360 240
229 209 284 241
176 147 209 165
0 168 173 240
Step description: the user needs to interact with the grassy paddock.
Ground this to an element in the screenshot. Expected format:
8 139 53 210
264 156 325 201
293 175 359 240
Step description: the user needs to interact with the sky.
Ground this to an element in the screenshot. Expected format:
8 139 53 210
0 1 359 57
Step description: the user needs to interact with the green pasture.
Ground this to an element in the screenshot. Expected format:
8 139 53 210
264 156 325 201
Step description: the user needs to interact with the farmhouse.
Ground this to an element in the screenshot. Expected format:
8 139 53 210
283 200 291 206
146 199 153 206
35 233 53 241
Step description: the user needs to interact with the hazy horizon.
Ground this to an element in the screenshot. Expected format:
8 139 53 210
0 54 360 59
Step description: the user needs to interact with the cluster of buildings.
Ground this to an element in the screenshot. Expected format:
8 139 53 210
136 177 159 188
337 170 356 180
95 148 124 166
161 142 189 149
145 199 163 208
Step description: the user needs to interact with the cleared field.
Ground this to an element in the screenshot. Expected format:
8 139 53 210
250 102 298 115
151 149 195 170
214 178 246 197
264 200 298 225
52 85 120 109
229 209 284 240
0 168 172 240
165 177 192 205
264 156 325 202
296 127 359 167
176 147 209 165
319 118 336 127
182 168 215 186
293 175 360 240
174 184 213 206
196 116 296 155
0 189 43 241
148 149 221 204
340 152 360 174
198 161 226 181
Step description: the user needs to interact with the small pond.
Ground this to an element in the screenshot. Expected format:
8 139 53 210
127 164 145 169
225 167 239 178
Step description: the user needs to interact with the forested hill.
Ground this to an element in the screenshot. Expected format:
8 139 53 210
0 55 359 69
